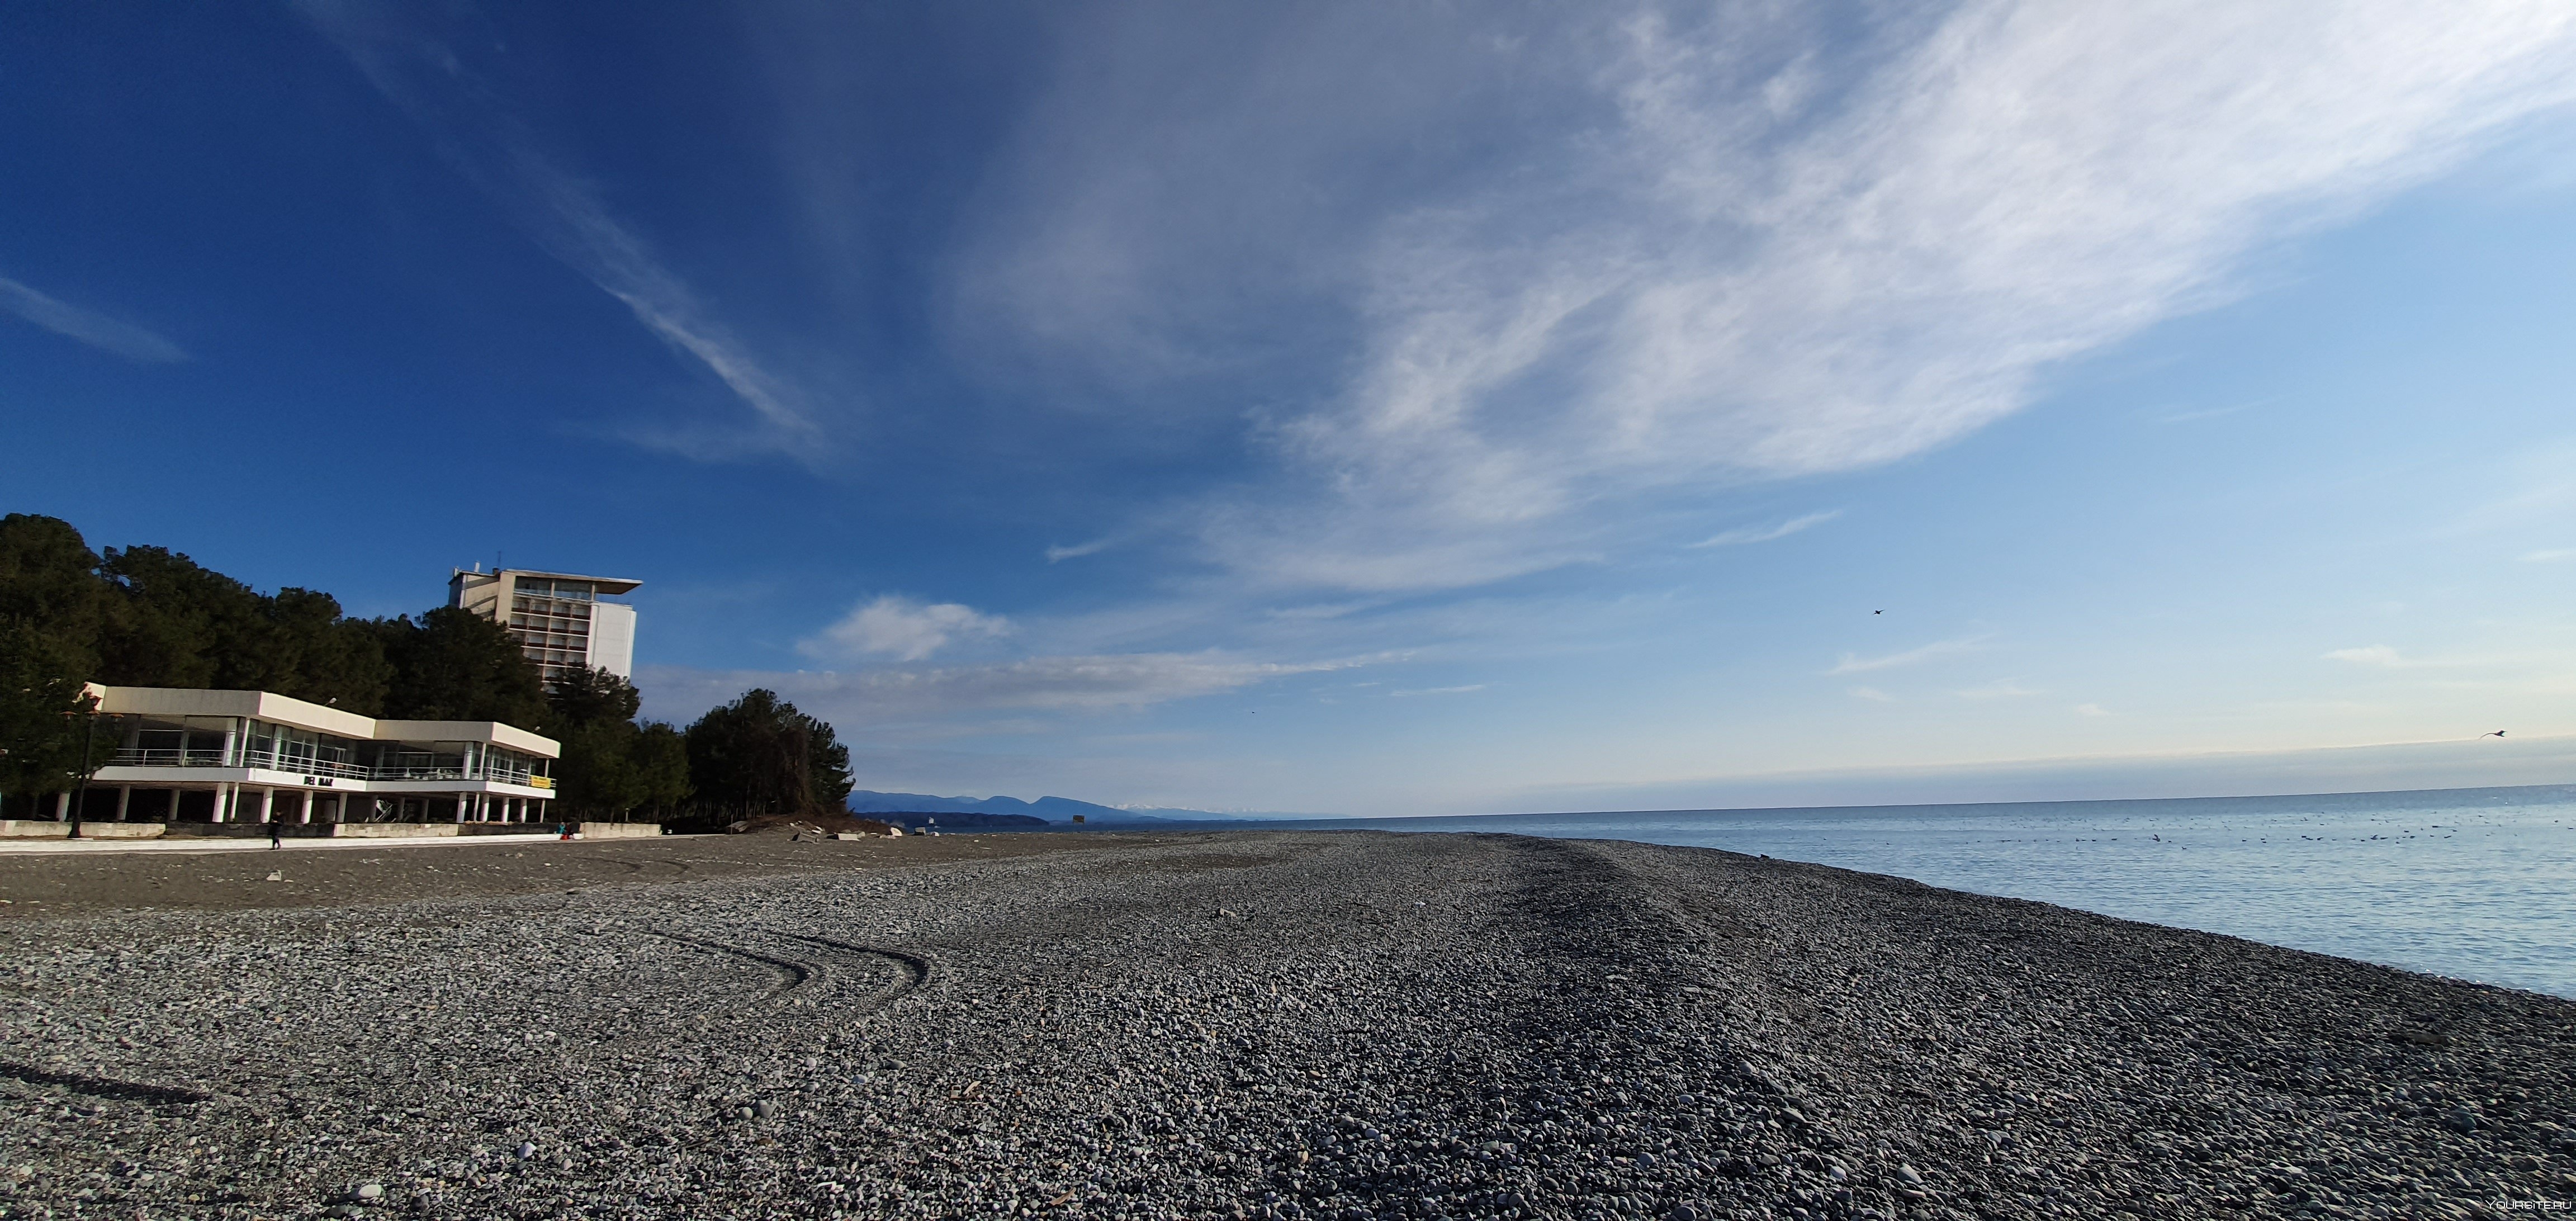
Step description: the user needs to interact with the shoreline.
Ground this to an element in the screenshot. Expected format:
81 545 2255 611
2 830 2566 1218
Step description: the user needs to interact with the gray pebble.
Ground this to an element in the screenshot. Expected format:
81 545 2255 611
1 830 2560 1220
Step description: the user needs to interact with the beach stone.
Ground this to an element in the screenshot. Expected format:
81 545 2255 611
1 828 2565 1219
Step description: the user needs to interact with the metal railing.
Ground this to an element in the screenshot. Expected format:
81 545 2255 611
109 748 228 768
109 747 546 787
238 749 373 780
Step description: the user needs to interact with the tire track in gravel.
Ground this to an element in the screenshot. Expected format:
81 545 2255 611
644 927 933 1013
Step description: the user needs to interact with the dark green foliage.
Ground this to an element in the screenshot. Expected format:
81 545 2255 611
1 517 121 811
547 665 642 729
376 607 547 727
257 588 394 715
555 720 648 817
0 621 116 810
0 514 114 681
681 688 853 821
543 667 689 821
1 515 394 716
633 722 692 818
92 545 263 690
0 517 558 801
0 515 870 826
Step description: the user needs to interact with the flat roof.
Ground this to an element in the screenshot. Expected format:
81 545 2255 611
85 686 560 758
452 567 642 595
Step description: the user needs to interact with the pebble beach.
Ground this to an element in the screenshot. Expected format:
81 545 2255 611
2 830 2570 1219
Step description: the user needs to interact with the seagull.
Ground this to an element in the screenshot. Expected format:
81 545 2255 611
1873 610 1883 615
2481 730 2506 738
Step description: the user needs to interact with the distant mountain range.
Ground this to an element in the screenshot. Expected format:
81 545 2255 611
842 791 1250 828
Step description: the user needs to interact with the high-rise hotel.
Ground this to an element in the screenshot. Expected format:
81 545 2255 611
449 566 642 687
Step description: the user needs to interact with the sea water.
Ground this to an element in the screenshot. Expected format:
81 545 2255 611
1287 785 2576 1000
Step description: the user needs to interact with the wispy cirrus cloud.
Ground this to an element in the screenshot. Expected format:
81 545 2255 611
1391 684 1486 698
1045 537 1120 563
967 1 2576 594
291 0 826 458
1688 510 1842 549
0 276 186 363
640 651 1362 728
1828 636 1987 675
1957 679 2042 700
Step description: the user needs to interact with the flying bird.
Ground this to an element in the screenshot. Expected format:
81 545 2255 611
2481 730 2506 738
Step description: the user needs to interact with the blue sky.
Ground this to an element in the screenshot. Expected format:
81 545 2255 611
7 2 2576 815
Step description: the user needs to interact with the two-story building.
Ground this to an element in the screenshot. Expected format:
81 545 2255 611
61 685 560 825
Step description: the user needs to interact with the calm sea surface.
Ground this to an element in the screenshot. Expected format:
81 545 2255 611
1272 785 2576 1000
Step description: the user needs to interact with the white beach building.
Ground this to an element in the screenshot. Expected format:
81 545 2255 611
61 685 560 826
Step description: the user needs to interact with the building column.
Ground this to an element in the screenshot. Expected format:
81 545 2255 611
213 783 233 824
297 793 312 825
115 785 132 821
255 788 274 824
53 791 70 821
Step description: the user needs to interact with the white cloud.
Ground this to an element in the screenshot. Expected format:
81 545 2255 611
1957 679 2042 699
2522 548 2576 563
641 651 1359 726
1828 636 1986 675
970 1 2576 594
1391 684 1488 697
804 596 1013 662
1046 537 1119 563
2073 703 2112 717
0 276 186 363
1688 510 1842 548
1849 686 1895 703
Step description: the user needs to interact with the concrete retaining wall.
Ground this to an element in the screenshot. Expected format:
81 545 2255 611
74 823 166 839
0 820 68 839
577 822 664 839
327 823 462 839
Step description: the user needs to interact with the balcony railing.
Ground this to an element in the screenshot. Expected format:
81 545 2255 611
107 748 546 787
238 750 372 780
110 747 229 768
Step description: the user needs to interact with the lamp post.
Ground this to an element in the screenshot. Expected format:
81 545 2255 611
67 708 95 838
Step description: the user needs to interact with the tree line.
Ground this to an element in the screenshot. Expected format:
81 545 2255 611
0 514 851 824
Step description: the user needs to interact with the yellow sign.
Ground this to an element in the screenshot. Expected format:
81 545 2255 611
528 775 555 790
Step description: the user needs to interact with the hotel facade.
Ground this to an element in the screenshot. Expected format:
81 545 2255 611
448 566 640 687
51 685 561 826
